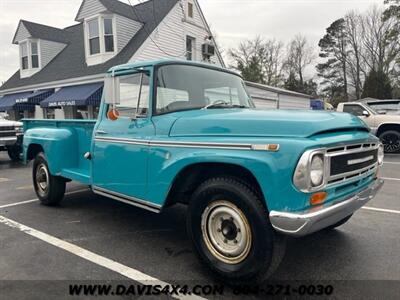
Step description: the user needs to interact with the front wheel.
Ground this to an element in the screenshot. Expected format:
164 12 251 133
33 152 66 206
187 177 285 284
379 130 400 153
7 146 21 162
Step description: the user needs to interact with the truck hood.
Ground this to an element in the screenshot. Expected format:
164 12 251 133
169 109 368 138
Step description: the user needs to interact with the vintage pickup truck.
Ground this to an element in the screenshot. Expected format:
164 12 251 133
23 60 384 283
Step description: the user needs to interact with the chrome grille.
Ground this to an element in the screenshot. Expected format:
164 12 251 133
326 143 379 186
0 126 16 138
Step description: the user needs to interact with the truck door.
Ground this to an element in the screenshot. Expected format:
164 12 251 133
92 72 155 202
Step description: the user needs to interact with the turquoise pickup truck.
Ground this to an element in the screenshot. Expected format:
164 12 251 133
23 60 384 283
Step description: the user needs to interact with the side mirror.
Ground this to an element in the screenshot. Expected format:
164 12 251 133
104 76 120 105
362 110 370 117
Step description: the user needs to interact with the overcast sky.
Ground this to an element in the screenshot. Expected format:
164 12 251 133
0 0 384 84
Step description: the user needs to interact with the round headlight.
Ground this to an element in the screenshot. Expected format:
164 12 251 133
310 154 324 187
378 144 384 165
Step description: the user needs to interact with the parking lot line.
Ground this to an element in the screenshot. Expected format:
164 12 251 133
381 177 400 182
0 189 89 209
362 206 400 215
383 162 400 165
0 215 204 300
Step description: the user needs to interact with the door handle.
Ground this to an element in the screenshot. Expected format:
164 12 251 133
96 130 108 135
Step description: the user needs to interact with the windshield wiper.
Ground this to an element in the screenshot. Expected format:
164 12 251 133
202 100 247 110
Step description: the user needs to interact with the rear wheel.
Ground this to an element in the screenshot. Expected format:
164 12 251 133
379 130 400 153
33 152 66 206
187 177 285 284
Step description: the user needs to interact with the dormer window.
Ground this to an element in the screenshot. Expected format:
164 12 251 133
31 42 39 68
19 39 41 77
88 19 100 55
104 18 114 52
84 15 116 66
21 42 29 70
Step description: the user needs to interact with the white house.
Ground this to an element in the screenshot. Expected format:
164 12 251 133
0 0 224 120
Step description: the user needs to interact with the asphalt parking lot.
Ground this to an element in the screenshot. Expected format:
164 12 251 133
0 152 399 299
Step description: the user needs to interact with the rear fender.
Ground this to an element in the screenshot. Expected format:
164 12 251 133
23 128 78 175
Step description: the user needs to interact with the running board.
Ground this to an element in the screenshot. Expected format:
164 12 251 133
92 186 161 213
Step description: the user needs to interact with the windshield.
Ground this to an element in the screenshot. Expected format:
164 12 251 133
155 64 253 115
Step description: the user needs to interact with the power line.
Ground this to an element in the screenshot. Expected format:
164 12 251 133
126 0 187 58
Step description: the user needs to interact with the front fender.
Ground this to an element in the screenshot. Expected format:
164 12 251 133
23 128 78 175
147 146 307 211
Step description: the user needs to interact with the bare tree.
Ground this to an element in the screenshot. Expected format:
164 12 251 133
361 5 399 74
345 11 366 99
262 39 285 86
284 34 315 85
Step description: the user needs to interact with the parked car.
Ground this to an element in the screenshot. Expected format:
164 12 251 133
337 102 400 153
362 99 400 115
23 60 384 284
0 114 23 161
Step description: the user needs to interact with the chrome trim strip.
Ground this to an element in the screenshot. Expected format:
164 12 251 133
94 136 279 151
326 166 377 188
92 186 161 213
270 179 384 237
348 155 374 165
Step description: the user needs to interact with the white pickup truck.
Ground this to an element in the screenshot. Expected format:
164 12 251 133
0 114 23 161
337 102 400 153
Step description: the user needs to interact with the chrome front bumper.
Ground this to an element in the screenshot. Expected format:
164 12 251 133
0 137 18 147
269 179 384 237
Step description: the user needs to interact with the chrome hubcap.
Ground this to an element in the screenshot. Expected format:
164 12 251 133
201 200 252 264
36 164 49 193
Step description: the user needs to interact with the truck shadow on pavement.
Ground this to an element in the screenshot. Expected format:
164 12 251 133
36 189 358 283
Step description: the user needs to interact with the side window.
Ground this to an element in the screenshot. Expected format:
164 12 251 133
343 104 364 116
117 73 150 118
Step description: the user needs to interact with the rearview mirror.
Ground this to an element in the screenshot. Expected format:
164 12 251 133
104 76 120 105
362 110 370 117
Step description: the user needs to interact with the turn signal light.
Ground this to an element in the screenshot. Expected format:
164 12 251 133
107 109 120 121
310 192 327 206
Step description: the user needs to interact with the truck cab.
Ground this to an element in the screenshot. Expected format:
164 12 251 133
23 59 384 283
337 101 400 153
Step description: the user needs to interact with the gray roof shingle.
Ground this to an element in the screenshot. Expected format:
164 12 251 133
1 0 178 92
12 20 69 44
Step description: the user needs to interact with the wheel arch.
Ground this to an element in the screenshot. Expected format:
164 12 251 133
376 123 400 137
163 161 268 212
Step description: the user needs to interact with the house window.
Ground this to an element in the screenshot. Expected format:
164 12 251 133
186 36 195 61
188 2 194 18
88 19 100 55
104 18 114 52
21 42 29 70
31 42 39 68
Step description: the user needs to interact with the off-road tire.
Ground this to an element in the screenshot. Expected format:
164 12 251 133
187 177 285 284
32 152 66 206
379 130 400 153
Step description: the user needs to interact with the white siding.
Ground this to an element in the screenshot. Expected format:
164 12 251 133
40 40 66 67
279 95 311 110
252 98 277 109
116 15 142 52
76 0 106 21
14 23 31 43
131 1 224 66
